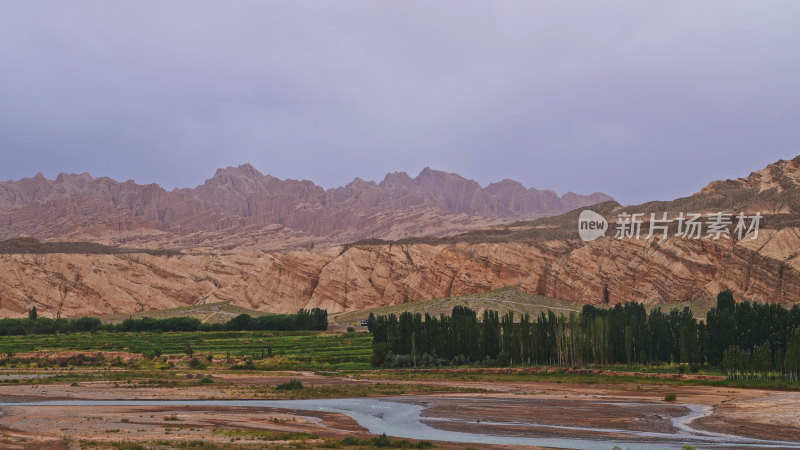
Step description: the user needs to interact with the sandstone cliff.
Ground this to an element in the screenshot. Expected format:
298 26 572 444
0 225 797 318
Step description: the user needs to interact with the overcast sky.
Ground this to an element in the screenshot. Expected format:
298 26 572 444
1 1 798 204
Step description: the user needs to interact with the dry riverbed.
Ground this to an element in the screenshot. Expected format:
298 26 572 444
0 370 798 449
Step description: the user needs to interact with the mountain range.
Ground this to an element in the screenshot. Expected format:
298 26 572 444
0 157 798 318
0 165 610 250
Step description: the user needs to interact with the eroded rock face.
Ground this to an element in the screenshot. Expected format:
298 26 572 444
0 249 336 317
538 230 800 307
303 241 571 313
1 225 797 318
0 242 558 317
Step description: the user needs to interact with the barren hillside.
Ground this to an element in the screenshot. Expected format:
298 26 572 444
1 158 798 318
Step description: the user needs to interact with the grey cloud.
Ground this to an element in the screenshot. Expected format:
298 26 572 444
0 1 798 204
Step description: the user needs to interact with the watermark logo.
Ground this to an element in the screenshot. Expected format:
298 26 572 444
614 211 761 241
578 209 608 241
578 210 762 242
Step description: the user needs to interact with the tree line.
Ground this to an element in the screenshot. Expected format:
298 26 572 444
0 307 327 336
368 291 800 381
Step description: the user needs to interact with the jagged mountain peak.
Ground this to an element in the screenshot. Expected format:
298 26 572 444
54 172 93 184
344 177 377 189
699 156 800 196
0 163 614 243
213 163 263 179
380 171 413 188
487 179 525 189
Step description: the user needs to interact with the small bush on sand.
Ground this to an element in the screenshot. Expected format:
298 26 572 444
188 358 206 370
275 379 304 391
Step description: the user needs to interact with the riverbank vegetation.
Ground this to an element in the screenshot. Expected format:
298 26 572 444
2 291 800 388
369 291 800 383
0 308 327 336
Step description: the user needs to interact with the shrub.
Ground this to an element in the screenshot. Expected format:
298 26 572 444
372 433 392 447
346 327 355 333
197 377 214 384
383 353 413 368
72 316 102 332
664 392 678 402
340 433 433 448
275 379 304 391
341 436 360 446
371 342 391 367
188 358 206 370
144 348 162 360
230 360 257 370
496 352 510 366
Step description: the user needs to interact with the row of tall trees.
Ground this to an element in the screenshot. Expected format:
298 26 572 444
0 308 328 336
369 291 800 381
721 329 800 382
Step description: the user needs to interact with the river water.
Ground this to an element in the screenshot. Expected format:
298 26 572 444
1 397 798 449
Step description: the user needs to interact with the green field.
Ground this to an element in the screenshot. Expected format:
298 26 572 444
0 330 373 370
3 328 797 391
